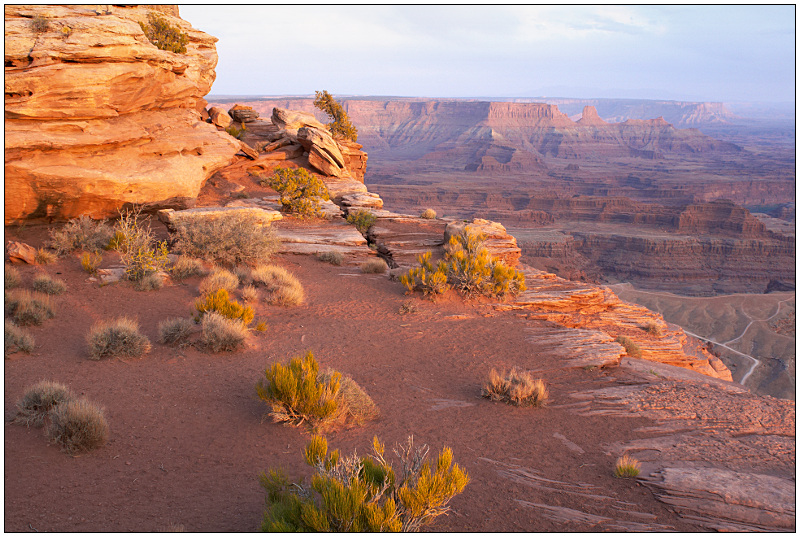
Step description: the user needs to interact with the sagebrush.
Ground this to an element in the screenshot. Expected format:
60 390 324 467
316 251 344 266
5 289 55 326
361 258 387 274
199 268 239 295
201 311 248 353
173 213 279 267
5 320 35 357
86 317 151 360
260 435 469 531
171 256 208 280
15 380 74 427
157 317 195 347
5 263 21 289
32 274 67 295
420 208 437 219
46 398 109 455
48 215 113 255
251 265 304 306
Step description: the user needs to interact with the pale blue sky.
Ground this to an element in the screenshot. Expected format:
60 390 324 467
180 4 795 103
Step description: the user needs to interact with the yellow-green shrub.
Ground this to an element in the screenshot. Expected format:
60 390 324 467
263 167 330 217
139 12 188 53
399 252 449 297
260 435 469 532
613 454 641 478
80 251 102 274
195 289 254 325
314 90 358 142
113 209 169 282
346 209 376 235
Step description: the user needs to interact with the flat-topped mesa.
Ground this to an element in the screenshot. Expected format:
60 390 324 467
4 5 239 223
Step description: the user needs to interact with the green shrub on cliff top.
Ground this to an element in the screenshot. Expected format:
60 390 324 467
314 90 358 142
139 12 188 54
263 167 330 218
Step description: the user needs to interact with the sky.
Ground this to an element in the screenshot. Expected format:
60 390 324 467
180 4 795 103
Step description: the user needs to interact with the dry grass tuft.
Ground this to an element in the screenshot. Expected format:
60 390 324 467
5 263 21 289
642 322 662 337
234 266 253 286
615 335 642 358
15 380 74 427
5 289 55 326
251 265 305 306
360 258 388 274
46 398 109 455
34 248 57 265
316 251 344 266
157 317 195 347
201 312 248 353
133 272 164 291
171 256 208 281
482 368 549 407
420 208 437 219
199 268 239 295
86 317 151 360
241 285 259 303
320 369 380 426
5 320 35 357
613 454 641 478
80 251 102 274
32 274 67 295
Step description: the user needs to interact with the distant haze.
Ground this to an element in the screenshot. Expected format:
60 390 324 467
181 5 795 103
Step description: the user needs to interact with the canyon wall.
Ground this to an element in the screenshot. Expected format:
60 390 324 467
5 5 239 223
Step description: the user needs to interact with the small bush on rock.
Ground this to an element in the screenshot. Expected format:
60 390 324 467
316 251 344 266
32 274 67 295
157 317 195 347
15 380 74 427
195 289 254 324
173 213 279 267
139 12 188 53
30 15 50 33
642 322 662 336
314 90 358 142
613 454 641 478
5 289 55 326
615 336 642 358
201 311 248 353
346 209 376 235
87 317 151 360
5 320 35 357
264 167 330 217
48 215 113 255
260 435 469 532
420 208 437 219
46 398 109 455
482 368 548 407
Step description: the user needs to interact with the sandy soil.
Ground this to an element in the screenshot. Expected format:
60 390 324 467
5 222 711 533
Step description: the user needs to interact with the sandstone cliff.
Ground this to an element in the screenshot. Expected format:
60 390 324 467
4 5 239 223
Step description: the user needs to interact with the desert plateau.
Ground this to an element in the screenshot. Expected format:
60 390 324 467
4 5 796 534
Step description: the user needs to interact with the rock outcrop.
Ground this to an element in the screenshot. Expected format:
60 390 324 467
4 5 239 223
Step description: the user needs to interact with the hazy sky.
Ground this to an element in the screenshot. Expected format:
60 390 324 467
181 4 795 103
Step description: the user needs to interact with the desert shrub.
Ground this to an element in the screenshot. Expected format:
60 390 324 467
80 251 102 274
171 256 208 280
172 212 279 267
14 380 74 427
226 124 246 140
420 208 437 219
195 289 254 324
200 311 248 352
32 274 67 295
260 435 469 532
86 317 151 360
316 251 343 266
234 265 253 285
251 265 305 306
30 15 50 33
256 351 377 431
5 263 21 289
46 398 109 455
615 336 642 358
346 209 376 235
157 317 195 347
48 215 113 255
482 368 548 407
314 90 358 142
263 167 330 217
34 248 57 265
400 230 526 300
113 209 170 282
360 258 387 274
398 300 418 315
642 322 662 336
5 289 55 326
241 285 259 303
255 321 268 332
134 272 164 291
400 252 449 297
613 454 641 478
139 12 188 53
5 320 35 357
199 268 239 295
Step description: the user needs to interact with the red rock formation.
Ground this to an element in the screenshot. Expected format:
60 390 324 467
4 5 239 223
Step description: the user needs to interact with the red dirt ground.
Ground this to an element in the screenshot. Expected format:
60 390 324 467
4 223 707 533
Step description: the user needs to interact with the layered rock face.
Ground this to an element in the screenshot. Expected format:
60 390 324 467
4 5 240 223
